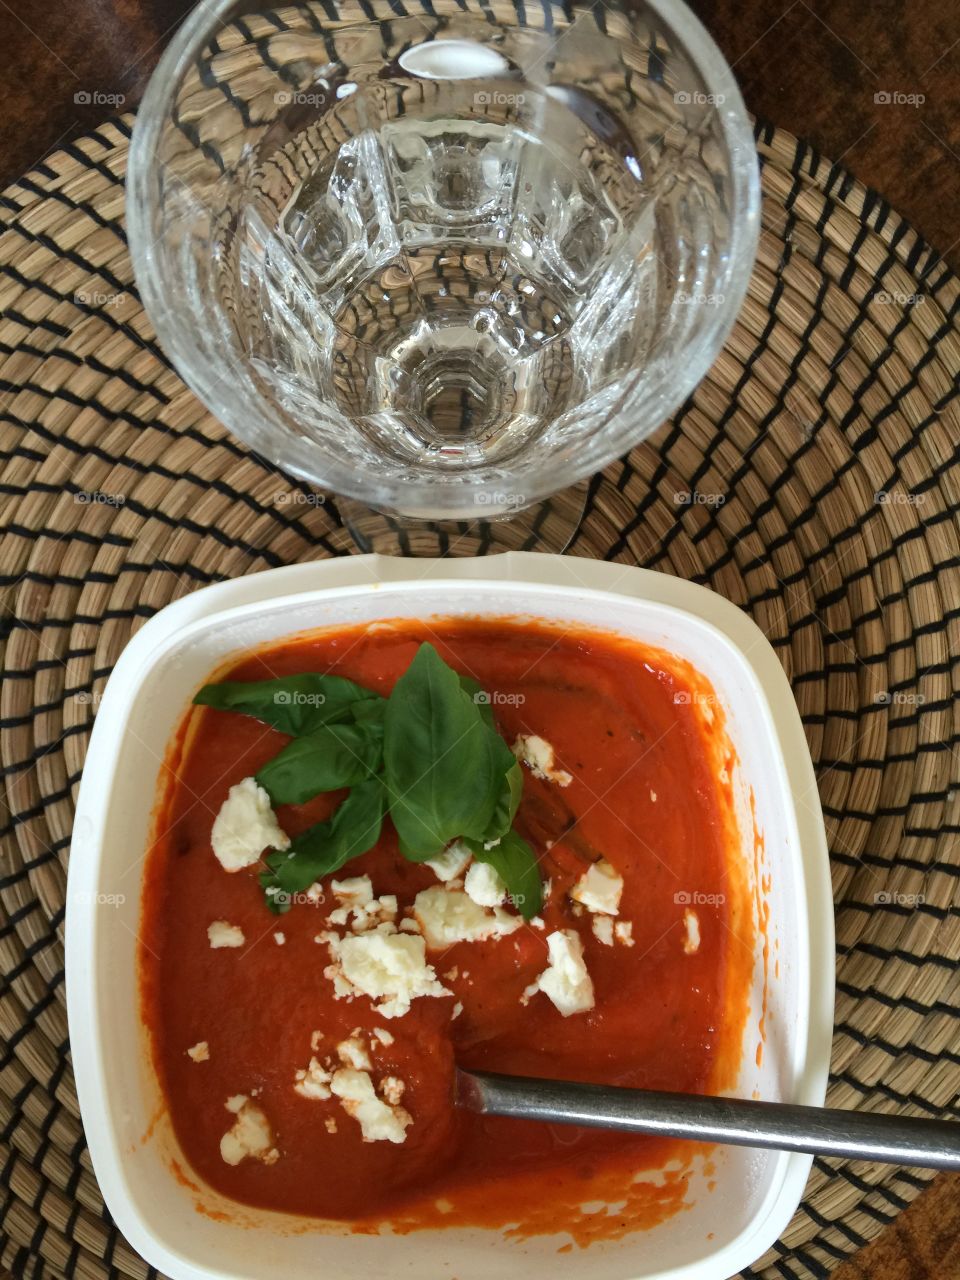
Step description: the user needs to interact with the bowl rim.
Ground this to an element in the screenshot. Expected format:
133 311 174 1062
125 0 761 516
66 553 834 1280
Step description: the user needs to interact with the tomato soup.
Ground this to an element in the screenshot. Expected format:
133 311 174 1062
140 618 752 1240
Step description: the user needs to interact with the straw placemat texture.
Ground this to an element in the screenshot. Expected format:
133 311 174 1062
0 100 959 1280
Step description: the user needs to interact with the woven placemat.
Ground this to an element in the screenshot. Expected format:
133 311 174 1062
1 97 959 1279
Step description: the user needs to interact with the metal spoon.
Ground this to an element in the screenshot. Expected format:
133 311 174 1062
457 1069 960 1170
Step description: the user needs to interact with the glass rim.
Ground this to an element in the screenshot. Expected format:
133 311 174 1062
127 0 761 516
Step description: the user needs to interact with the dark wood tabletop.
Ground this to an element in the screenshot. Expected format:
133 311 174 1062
1 0 959 266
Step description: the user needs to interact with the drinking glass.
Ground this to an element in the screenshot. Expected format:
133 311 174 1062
128 0 759 543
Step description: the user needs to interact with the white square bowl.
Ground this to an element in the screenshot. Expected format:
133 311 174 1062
66 552 834 1280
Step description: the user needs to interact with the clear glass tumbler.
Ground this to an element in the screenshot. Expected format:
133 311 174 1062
128 0 759 524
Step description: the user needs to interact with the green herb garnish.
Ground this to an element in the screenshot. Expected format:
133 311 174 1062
195 643 542 919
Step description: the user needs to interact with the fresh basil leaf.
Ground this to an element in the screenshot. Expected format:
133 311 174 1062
459 675 494 728
255 723 383 806
194 674 380 736
485 758 524 842
267 776 386 901
384 644 500 857
466 829 542 921
350 697 387 729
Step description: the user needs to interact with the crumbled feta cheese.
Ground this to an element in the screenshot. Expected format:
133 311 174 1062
399 916 422 934
310 1029 323 1051
187 1041 209 1062
330 1068 412 1143
380 1075 405 1106
650 790 657 803
211 777 289 872
512 734 572 787
614 921 635 947
452 1001 463 1019
530 916 545 930
325 1116 338 1134
519 980 540 1006
337 1034 373 1071
328 879 397 934
570 859 623 916
306 882 324 904
294 1056 333 1100
332 876 373 907
207 920 245 949
326 930 450 1018
414 886 521 949
592 916 614 946
464 861 508 908
372 1027 394 1046
273 931 286 946
426 840 472 882
683 909 701 954
220 1096 279 1165
534 930 595 1016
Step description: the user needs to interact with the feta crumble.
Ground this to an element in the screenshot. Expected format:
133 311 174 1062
534 929 595 1016
326 930 450 1018
273 931 286 946
512 734 573 787
414 886 521 949
592 916 614 946
337 1034 373 1071
464 861 508 908
380 1075 406 1106
220 1096 279 1166
614 921 635 947
570 859 623 916
325 1116 338 1134
211 777 290 872
207 920 245 949
426 840 472 882
187 1041 209 1062
372 1027 394 1046
330 1068 412 1143
682 909 701 955
294 1057 333 1100
332 876 373 907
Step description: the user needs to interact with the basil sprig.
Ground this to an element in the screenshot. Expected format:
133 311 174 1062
194 644 542 918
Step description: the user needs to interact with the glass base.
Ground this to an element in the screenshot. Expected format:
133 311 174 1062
334 481 590 557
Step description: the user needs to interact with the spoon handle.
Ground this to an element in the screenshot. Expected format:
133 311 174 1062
457 1070 960 1170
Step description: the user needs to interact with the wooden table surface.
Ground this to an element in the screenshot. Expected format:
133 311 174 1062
0 2 957 1277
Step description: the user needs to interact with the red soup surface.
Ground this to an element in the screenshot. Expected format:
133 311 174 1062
140 618 753 1243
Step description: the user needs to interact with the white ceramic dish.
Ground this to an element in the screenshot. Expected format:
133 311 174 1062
66 552 834 1280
